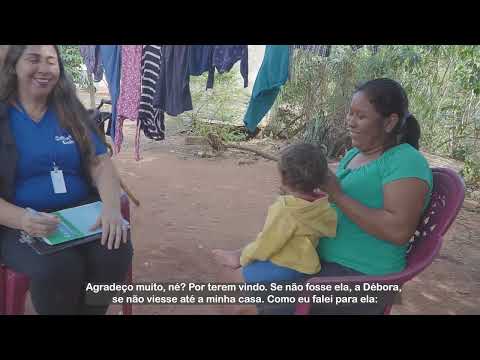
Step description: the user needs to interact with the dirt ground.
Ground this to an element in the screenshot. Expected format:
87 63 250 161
23 111 480 315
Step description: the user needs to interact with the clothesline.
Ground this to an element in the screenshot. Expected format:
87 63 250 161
244 45 382 133
79 45 249 161
79 45 379 161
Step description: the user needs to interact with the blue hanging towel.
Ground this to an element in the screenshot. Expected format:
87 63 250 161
99 45 121 140
243 45 290 133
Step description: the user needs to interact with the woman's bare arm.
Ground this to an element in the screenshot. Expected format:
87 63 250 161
323 172 429 245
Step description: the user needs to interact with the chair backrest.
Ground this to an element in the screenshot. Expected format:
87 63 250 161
403 167 465 280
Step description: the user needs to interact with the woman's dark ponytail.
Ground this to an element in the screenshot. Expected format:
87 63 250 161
355 78 422 150
400 114 421 150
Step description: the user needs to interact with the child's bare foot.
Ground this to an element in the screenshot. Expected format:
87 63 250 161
212 249 242 269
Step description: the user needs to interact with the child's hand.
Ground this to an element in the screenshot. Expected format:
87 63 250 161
318 169 343 202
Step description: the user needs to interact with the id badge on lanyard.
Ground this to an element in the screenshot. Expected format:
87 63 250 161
51 162 67 194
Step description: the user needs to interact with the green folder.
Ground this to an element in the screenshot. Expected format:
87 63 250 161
41 201 129 245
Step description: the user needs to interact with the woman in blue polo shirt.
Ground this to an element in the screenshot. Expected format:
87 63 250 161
0 45 133 315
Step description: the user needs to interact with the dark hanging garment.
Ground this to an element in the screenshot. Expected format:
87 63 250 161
351 45 364 51
289 45 331 80
369 45 380 54
79 45 104 82
206 45 248 89
138 45 165 150
152 45 193 117
188 45 214 76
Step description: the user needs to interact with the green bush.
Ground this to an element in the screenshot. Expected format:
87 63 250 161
268 45 480 185
186 65 250 142
58 45 90 89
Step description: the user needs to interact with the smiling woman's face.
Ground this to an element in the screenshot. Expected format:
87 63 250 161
15 45 60 100
347 91 386 151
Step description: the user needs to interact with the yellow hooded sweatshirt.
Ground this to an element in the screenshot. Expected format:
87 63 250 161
240 195 337 274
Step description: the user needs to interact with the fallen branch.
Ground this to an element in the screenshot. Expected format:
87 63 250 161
226 144 279 162
206 133 279 162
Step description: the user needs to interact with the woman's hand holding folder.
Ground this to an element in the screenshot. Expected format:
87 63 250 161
89 207 129 251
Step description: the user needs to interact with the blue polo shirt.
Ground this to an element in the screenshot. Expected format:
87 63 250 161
9 105 107 212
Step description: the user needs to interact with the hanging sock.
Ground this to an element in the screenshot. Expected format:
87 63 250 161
289 45 332 80
292 45 331 57
243 45 290 133
206 45 248 89
369 45 380 55
79 45 104 82
99 45 122 140
351 45 365 51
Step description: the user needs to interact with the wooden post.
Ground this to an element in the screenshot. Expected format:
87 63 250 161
87 72 96 109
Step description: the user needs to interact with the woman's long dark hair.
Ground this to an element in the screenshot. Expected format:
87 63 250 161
355 78 421 150
0 45 108 183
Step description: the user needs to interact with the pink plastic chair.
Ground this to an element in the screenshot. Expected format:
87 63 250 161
0 193 133 315
294 167 465 315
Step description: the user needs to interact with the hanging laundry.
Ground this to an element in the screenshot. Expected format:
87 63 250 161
243 45 290 133
292 45 332 57
99 45 122 140
207 45 248 89
351 45 364 51
188 45 214 76
289 45 332 80
136 45 165 160
79 45 104 82
114 45 143 154
292 45 375 56
369 45 380 54
152 45 193 117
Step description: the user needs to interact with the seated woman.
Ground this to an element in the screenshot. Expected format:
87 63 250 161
0 45 133 315
312 78 433 315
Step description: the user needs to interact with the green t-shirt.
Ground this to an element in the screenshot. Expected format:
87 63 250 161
317 143 433 275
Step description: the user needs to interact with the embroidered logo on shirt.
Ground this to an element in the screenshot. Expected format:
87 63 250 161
55 135 75 145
